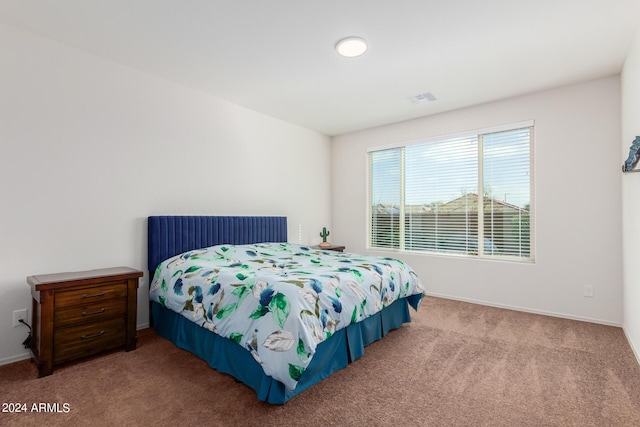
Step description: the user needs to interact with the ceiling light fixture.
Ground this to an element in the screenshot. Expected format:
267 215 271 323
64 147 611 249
335 37 368 58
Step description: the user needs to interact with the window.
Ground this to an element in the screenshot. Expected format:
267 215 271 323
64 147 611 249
369 122 533 260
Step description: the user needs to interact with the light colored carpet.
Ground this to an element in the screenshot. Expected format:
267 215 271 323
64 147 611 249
1 296 639 426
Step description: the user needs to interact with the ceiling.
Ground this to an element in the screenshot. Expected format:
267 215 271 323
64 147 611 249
1 1 639 136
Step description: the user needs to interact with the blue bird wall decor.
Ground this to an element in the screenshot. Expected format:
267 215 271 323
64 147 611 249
623 136 640 172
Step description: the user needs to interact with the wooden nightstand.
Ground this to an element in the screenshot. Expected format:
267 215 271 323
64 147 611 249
312 245 346 252
27 267 142 377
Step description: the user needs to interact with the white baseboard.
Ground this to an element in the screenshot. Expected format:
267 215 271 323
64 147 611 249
424 291 623 327
623 326 640 366
0 352 31 366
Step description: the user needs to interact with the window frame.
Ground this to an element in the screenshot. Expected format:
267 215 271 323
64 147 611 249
367 120 535 262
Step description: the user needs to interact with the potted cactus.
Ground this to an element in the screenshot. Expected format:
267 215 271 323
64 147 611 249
318 227 331 248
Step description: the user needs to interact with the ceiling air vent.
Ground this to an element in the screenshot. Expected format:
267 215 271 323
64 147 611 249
407 92 437 104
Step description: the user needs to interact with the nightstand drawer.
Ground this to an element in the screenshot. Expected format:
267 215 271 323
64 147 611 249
54 298 127 328
54 317 126 364
55 282 127 308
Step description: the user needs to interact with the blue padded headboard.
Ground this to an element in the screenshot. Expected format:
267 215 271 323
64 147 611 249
147 216 287 274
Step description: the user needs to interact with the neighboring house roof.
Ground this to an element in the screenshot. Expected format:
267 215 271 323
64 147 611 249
373 204 400 215
437 193 527 214
373 194 528 215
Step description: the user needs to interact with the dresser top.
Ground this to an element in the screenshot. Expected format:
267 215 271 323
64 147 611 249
27 267 143 289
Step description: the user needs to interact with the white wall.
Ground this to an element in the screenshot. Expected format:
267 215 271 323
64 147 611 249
0 24 331 364
622 26 640 360
332 77 622 325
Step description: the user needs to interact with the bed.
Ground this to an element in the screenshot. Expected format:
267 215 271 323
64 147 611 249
147 215 424 403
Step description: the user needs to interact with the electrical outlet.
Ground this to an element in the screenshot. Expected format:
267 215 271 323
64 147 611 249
583 285 594 298
13 309 28 327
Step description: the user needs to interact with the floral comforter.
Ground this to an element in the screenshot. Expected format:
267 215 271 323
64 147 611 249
149 242 424 390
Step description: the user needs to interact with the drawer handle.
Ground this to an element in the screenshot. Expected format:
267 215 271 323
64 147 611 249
82 291 106 299
81 308 106 316
81 331 105 340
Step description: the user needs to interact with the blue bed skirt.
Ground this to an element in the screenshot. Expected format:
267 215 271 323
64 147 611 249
151 294 421 404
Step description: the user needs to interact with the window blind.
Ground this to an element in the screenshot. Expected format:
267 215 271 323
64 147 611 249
368 123 533 261
369 148 401 248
